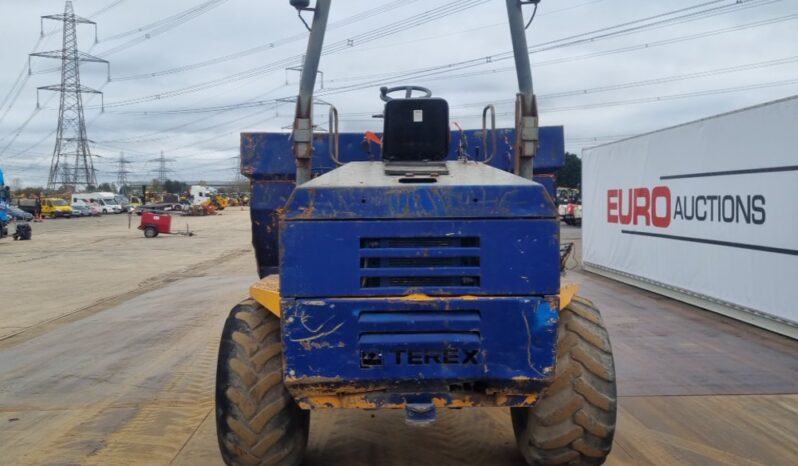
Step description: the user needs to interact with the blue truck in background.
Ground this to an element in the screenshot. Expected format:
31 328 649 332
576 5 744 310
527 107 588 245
0 167 32 241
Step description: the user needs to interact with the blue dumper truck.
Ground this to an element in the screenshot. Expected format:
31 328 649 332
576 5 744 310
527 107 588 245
215 2 617 465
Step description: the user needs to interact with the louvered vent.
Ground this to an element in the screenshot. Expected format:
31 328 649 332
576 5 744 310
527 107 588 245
359 236 481 289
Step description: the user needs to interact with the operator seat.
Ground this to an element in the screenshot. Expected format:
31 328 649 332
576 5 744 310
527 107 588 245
380 85 450 176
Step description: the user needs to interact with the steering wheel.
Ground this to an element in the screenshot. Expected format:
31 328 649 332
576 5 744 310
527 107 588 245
380 85 432 102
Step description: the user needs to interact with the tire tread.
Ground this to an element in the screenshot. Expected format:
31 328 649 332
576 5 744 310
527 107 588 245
216 299 309 466
512 296 617 465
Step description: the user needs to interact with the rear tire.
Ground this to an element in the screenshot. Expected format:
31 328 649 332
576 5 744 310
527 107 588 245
216 299 309 466
144 226 158 238
512 296 617 465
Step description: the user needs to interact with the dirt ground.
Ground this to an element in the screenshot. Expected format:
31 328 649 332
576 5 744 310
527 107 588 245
1 212 796 466
0 210 253 343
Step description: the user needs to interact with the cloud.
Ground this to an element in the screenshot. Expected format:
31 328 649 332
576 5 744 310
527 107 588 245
1 0 797 186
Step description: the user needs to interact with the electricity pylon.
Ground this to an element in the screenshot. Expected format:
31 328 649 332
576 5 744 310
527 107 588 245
150 151 175 184
30 1 110 191
115 152 131 190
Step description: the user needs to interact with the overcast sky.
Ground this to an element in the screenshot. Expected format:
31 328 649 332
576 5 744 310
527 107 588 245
0 0 796 186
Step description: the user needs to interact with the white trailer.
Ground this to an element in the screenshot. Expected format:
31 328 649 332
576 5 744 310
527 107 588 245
582 96 798 339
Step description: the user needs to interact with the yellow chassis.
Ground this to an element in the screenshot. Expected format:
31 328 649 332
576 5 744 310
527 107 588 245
250 277 579 317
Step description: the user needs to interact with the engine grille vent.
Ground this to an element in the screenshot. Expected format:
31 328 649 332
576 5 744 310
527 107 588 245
359 236 481 289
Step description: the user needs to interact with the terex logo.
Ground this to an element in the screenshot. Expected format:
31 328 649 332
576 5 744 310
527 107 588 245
607 186 672 228
607 186 766 228
359 348 481 368
393 348 480 366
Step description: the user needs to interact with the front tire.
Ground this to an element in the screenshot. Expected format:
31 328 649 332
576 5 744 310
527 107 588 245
512 296 617 465
216 299 309 466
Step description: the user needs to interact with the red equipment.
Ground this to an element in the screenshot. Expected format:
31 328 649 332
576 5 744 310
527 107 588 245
138 211 193 238
138 211 171 238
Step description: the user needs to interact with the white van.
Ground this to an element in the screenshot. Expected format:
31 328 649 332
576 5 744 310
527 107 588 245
73 192 122 214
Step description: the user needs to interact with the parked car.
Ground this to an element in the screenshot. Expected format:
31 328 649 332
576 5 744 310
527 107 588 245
71 205 91 217
87 204 102 216
7 205 33 221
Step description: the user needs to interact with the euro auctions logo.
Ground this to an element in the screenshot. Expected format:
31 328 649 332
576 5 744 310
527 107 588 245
607 186 766 228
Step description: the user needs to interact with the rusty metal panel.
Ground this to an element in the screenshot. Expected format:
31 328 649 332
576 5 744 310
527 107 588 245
283 161 557 221
250 180 294 276
281 295 558 403
243 127 564 276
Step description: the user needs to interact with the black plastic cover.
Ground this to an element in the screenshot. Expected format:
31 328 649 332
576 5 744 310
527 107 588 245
382 98 449 162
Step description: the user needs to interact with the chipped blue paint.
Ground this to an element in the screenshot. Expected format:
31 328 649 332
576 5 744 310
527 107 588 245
282 296 559 397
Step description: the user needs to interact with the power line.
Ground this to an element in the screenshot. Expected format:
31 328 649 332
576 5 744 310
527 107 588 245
439 78 798 118
102 0 227 42
111 69 798 163
328 12 798 86
332 53 798 118
1 84 107 162
78 0 767 116
87 2 796 162
97 0 232 57
540 79 798 113
105 0 788 117
326 0 606 61
318 0 782 97
111 0 420 82
86 0 492 109
113 75 798 167
98 99 283 145
87 0 128 19
30 0 233 76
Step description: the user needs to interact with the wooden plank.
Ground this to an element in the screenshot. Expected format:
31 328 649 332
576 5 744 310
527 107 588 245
610 395 798 466
575 271 798 397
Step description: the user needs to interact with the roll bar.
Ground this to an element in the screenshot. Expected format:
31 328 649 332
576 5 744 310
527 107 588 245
289 0 540 183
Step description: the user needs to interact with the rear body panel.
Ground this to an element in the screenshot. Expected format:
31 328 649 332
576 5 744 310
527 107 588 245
282 295 559 407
